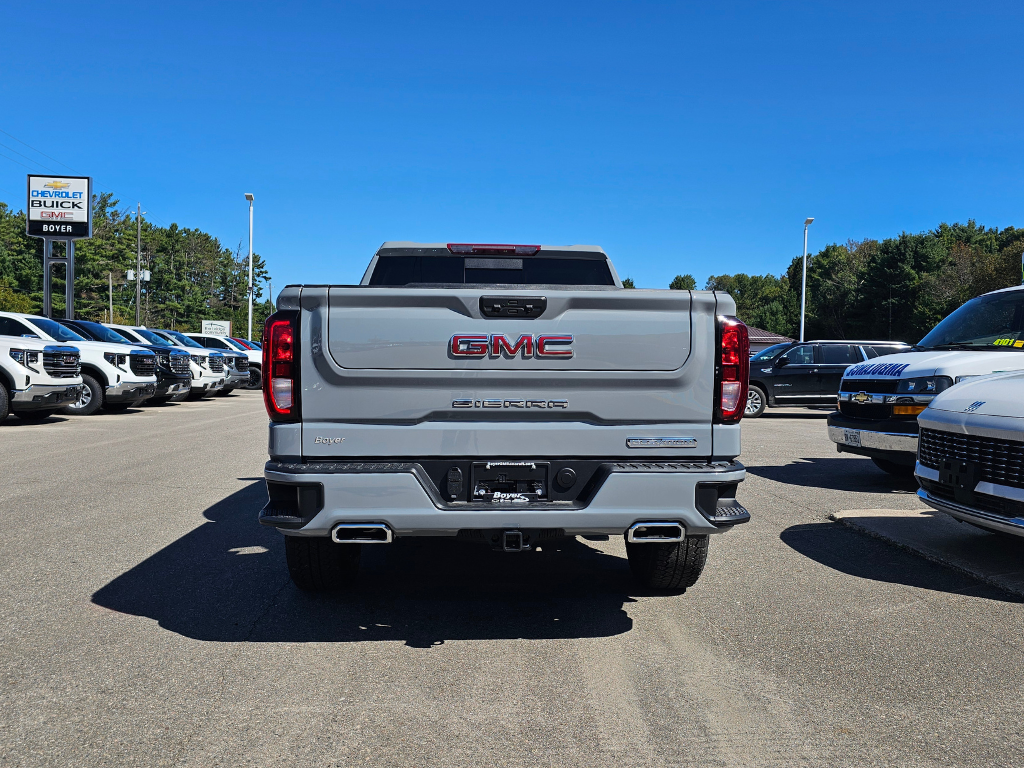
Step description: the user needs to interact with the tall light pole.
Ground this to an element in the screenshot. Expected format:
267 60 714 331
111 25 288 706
136 203 146 325
799 217 814 342
245 193 254 341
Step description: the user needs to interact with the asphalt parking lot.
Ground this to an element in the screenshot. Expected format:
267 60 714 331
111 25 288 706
2 396 1022 768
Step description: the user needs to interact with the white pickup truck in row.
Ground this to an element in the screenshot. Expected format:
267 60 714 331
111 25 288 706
0 331 83 421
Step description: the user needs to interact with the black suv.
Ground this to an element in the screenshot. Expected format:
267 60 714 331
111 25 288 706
746 340 909 417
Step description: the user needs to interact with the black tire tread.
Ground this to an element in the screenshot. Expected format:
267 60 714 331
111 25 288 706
626 535 709 591
0 382 9 421
285 536 360 591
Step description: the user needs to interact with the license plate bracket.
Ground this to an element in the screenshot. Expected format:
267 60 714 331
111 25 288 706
842 429 862 447
472 461 548 503
939 459 977 505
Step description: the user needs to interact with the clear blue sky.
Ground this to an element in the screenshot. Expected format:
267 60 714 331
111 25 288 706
2 2 1022 292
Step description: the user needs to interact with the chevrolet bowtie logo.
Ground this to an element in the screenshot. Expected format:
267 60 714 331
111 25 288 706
43 180 71 189
852 392 871 404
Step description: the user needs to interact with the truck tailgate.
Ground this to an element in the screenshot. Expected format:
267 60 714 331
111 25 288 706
293 286 725 458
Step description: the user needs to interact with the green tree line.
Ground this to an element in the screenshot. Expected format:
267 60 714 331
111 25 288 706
0 193 274 336
696 221 1024 342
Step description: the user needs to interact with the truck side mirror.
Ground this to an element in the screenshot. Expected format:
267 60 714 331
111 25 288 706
776 356 789 368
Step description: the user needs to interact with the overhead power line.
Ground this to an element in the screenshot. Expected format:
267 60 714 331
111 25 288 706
0 125 170 227
0 128 79 173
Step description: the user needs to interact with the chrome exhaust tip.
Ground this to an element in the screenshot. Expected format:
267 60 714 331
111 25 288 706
626 522 685 543
331 523 393 544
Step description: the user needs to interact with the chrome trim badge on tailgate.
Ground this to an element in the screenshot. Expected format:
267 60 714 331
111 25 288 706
626 437 697 448
453 399 569 409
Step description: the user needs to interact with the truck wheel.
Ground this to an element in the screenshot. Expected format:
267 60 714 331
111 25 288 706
744 385 767 417
62 373 103 416
14 409 59 422
871 457 915 477
247 367 262 389
0 382 8 421
285 536 361 591
626 535 708 592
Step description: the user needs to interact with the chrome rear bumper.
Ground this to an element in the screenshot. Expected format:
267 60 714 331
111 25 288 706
828 425 919 453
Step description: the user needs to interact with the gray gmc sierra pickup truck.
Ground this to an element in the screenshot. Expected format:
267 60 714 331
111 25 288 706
260 242 750 592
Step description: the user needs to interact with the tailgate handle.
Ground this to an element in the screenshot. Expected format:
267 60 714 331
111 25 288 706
480 296 547 318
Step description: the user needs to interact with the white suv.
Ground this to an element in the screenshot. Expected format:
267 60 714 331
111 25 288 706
187 334 261 389
0 312 157 415
0 332 83 421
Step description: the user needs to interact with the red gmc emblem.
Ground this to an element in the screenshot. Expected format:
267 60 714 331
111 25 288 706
450 334 574 358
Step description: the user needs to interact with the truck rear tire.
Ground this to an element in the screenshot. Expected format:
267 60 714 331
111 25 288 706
0 382 8 421
871 457 915 477
285 535 361 591
626 535 708 592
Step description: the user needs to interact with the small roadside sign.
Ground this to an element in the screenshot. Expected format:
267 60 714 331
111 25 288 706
202 320 232 336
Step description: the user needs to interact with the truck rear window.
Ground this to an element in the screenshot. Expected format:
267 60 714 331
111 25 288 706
368 255 616 287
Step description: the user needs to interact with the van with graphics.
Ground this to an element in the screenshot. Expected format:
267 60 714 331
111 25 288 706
828 285 1024 476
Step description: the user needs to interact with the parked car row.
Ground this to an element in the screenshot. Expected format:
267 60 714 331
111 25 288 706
827 285 1024 477
737 285 1024 540
0 310 263 421
794 284 1024 539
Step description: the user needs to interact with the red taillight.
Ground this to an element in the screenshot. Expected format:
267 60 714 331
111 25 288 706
714 316 750 423
447 243 541 255
263 311 300 422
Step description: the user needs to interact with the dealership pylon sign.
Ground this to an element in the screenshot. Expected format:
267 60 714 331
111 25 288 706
26 175 92 319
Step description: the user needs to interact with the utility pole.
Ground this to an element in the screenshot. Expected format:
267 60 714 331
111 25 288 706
245 193 254 341
268 279 273 312
799 217 814 343
109 272 113 323
136 203 142 325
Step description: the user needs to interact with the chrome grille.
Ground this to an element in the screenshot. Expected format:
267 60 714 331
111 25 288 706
42 348 80 378
129 353 156 376
839 402 891 420
208 356 224 373
840 378 900 395
919 428 1024 490
170 354 191 375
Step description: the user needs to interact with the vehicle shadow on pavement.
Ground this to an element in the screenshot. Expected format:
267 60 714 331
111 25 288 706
747 457 919 493
1 415 72 426
91 481 636 647
779 522 1023 603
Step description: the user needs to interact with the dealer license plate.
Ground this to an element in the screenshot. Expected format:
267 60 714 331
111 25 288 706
842 429 862 447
